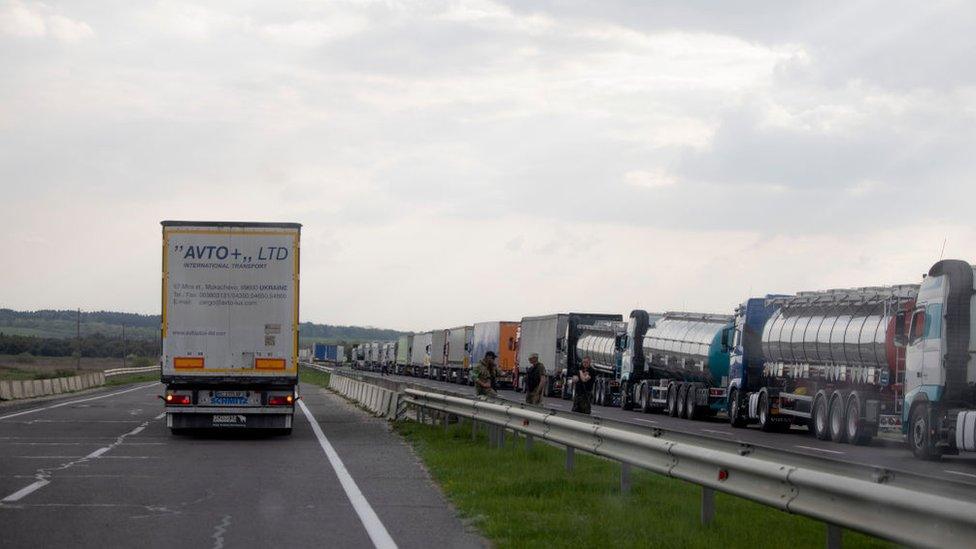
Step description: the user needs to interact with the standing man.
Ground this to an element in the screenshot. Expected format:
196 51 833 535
571 356 595 414
474 351 499 398
524 353 547 405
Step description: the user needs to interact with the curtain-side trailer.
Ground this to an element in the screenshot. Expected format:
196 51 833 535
471 321 519 387
395 335 411 374
160 220 300 434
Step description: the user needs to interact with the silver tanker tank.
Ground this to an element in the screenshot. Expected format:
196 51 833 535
575 320 628 376
642 312 734 385
761 285 918 376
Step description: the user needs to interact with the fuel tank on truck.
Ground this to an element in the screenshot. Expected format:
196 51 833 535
642 312 734 385
761 285 918 377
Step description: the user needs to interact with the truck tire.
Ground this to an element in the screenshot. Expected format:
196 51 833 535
909 403 944 460
758 391 781 432
728 388 746 428
828 393 848 443
620 381 634 411
639 384 651 413
845 393 871 445
812 393 830 441
666 383 679 417
677 383 689 419
685 384 699 421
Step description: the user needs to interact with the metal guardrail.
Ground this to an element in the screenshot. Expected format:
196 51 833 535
104 365 160 377
321 367 976 548
403 388 976 549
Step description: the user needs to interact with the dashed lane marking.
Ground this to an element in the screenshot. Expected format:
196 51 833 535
0 383 159 421
944 469 976 479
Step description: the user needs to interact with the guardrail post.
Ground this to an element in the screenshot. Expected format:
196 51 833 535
487 425 496 448
525 434 534 452
471 419 477 440
620 463 631 495
701 487 715 526
497 426 505 448
565 446 575 472
826 524 842 549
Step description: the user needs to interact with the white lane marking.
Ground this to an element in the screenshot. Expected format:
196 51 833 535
1 479 50 502
298 399 397 549
794 445 845 455
629 418 657 424
154 412 166 420
212 514 232 549
0 383 159 421
944 469 976 479
702 429 733 436
0 416 152 503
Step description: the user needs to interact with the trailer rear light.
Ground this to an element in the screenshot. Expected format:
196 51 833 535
255 358 286 370
174 357 204 369
165 393 191 405
268 395 294 406
709 388 725 397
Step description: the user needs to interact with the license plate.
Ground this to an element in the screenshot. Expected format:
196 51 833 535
212 414 246 427
212 391 248 406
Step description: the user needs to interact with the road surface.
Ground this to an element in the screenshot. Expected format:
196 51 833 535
0 382 484 549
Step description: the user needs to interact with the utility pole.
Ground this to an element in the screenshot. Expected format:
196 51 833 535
76 308 81 370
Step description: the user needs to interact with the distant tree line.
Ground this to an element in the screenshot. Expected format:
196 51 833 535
0 333 159 358
0 309 161 329
299 322 407 341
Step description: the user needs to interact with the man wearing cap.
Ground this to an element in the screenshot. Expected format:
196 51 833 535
524 353 547 405
473 351 499 398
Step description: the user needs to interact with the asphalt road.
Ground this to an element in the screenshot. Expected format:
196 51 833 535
355 368 976 487
0 382 484 549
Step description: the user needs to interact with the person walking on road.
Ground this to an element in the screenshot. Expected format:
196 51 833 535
524 353 547 405
571 356 595 414
474 351 499 398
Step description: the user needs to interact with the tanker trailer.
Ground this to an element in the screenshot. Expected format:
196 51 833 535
619 311 734 419
572 319 628 407
728 285 918 445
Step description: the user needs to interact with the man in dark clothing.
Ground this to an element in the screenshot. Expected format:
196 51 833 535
572 356 595 414
474 351 499 397
524 353 546 405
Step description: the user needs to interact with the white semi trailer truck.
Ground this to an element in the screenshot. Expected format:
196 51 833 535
160 220 300 434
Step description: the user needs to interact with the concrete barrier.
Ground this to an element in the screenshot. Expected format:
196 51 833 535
0 372 110 402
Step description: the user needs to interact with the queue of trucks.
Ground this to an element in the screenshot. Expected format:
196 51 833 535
337 259 976 461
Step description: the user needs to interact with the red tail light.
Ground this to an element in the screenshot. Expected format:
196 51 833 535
268 395 294 406
165 394 191 405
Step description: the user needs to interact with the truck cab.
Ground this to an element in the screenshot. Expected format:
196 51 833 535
727 297 782 426
901 259 976 459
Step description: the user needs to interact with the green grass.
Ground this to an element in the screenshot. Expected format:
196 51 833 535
0 367 79 381
105 372 159 387
300 365 331 388
395 420 892 549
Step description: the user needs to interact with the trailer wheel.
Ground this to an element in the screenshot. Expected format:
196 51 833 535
909 403 944 460
729 388 746 428
812 393 830 440
676 384 689 419
666 383 679 417
828 394 848 443
845 393 871 445
685 384 699 421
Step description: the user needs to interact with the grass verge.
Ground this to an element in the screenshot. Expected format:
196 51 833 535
396 420 892 549
300 365 331 388
105 372 159 387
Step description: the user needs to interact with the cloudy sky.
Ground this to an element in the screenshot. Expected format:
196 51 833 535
1 1 973 331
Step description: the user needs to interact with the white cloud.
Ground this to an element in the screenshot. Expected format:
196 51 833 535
0 1 92 41
624 169 677 189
